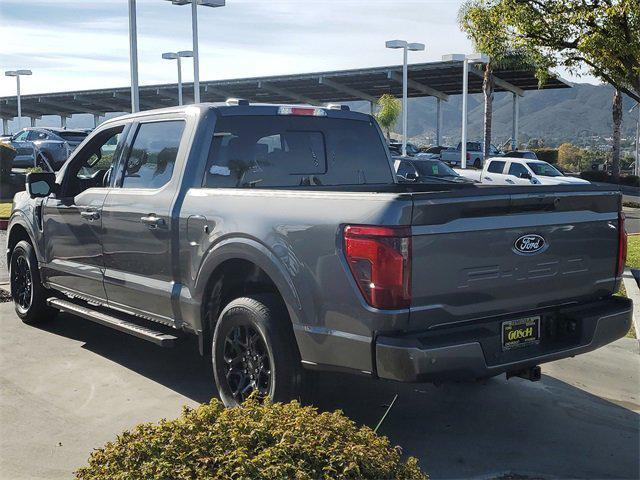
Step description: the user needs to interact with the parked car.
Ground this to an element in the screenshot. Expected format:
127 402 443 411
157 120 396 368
415 145 449 159
441 141 501 168
5 127 88 170
394 156 476 184
480 157 591 185
498 150 538 160
388 141 421 156
7 102 631 408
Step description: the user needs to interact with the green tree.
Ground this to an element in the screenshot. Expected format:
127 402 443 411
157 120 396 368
374 94 401 140
457 0 640 181
558 142 584 171
459 1 507 159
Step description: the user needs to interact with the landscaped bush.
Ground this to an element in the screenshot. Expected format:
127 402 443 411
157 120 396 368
531 148 558 164
0 142 16 184
580 170 610 182
75 397 428 480
619 175 640 187
580 170 640 187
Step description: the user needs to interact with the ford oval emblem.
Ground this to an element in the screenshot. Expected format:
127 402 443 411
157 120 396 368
513 234 547 255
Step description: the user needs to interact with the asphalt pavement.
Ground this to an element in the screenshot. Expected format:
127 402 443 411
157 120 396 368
0 303 638 480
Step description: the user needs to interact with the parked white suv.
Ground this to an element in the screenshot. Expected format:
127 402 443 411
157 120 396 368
480 157 590 185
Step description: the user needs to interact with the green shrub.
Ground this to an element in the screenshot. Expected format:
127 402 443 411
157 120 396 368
531 148 558 164
619 175 640 187
580 170 610 182
579 171 640 187
75 398 428 480
0 142 16 183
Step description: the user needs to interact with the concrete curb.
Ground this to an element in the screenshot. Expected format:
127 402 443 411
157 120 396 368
622 267 640 344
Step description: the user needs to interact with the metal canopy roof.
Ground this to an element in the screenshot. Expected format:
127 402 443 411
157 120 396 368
0 60 570 119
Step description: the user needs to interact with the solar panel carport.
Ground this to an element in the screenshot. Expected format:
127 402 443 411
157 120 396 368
0 60 570 145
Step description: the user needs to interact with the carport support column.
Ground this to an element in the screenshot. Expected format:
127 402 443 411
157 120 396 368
93 114 103 128
436 98 442 146
511 93 519 151
2 118 9 135
60 115 69 128
30 117 37 127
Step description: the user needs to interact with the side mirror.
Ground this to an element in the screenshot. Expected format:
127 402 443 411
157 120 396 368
520 172 532 180
404 172 418 181
26 171 56 198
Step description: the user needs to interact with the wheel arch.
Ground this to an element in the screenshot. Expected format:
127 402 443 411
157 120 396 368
193 237 304 356
6 220 36 265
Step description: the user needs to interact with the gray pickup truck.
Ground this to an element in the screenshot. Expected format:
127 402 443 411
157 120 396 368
6 102 631 407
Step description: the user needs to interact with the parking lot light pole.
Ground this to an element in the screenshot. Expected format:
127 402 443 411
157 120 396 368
5 70 32 132
166 0 226 104
128 0 140 113
442 53 488 169
386 40 425 157
162 51 193 106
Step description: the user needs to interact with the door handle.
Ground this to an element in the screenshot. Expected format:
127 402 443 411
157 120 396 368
140 215 165 228
80 210 100 221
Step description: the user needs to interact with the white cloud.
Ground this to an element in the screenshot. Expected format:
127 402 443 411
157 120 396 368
0 0 598 99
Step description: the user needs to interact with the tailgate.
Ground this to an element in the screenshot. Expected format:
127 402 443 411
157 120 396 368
409 187 621 329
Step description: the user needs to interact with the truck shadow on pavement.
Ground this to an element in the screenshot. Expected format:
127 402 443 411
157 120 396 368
38 313 640 480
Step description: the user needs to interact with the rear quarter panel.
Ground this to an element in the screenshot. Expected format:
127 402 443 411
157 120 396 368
178 188 412 373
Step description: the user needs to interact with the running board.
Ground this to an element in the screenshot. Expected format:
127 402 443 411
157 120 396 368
47 297 178 347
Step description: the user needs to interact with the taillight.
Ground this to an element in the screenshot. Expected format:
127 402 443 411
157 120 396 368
343 225 411 309
617 211 627 277
466 152 471 161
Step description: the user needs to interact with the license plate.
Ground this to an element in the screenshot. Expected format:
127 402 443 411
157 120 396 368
502 316 540 350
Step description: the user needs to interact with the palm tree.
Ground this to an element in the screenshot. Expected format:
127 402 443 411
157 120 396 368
459 1 545 159
612 89 623 182
374 94 401 141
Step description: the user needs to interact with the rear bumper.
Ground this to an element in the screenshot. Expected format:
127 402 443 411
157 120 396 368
375 296 632 382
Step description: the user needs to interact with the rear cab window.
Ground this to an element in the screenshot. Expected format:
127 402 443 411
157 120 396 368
204 114 391 188
508 162 529 177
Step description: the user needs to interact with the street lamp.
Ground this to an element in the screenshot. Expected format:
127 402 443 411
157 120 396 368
165 0 226 104
386 40 425 157
442 53 488 169
5 69 32 132
162 50 193 105
128 0 139 112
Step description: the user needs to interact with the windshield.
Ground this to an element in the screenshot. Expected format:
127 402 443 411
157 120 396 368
527 162 563 177
412 159 458 177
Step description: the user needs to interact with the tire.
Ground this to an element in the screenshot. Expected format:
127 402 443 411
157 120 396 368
473 158 482 169
10 240 57 324
212 294 302 407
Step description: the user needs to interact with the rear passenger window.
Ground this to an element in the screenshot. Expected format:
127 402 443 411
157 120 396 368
487 161 506 174
508 162 529 177
122 120 185 189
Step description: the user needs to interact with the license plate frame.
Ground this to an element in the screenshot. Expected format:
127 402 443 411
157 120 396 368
501 316 540 351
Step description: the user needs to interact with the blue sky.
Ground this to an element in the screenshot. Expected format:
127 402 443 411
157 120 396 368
0 0 597 99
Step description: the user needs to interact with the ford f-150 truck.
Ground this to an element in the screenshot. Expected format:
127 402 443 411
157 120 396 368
6 102 631 407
